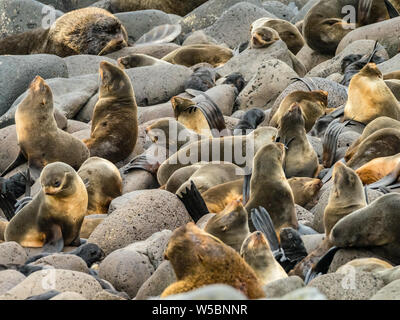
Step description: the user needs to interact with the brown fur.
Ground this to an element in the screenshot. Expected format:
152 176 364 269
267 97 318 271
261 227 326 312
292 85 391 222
384 70 400 80
84 61 138 163
288 177 322 207
161 223 265 299
0 8 127 57
356 154 400 185
250 27 280 49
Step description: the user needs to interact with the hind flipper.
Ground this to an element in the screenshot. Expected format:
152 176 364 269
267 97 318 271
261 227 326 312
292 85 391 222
304 246 340 284
122 154 160 175
1 151 26 177
322 120 344 168
250 206 280 252
177 180 209 222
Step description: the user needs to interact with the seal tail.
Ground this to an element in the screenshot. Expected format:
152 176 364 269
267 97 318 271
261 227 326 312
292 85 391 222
177 180 210 223
250 206 280 252
304 246 340 284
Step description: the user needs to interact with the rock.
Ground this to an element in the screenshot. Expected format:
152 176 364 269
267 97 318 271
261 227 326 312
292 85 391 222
376 267 400 285
50 291 87 300
301 234 325 254
290 0 319 24
308 272 385 300
72 128 90 140
88 190 191 255
0 125 19 173
337 17 400 57
135 261 176 300
80 214 107 239
307 40 388 78
263 276 305 298
180 0 263 36
162 284 248 300
328 249 392 273
203 2 276 49
38 0 98 12
93 289 128 300
0 54 68 118
115 10 172 44
182 30 218 46
217 40 294 82
29 254 89 273
0 0 63 38
98 248 154 298
236 59 298 110
65 120 90 134
262 1 295 21
296 43 332 72
378 53 400 75
105 44 180 60
0 242 27 265
296 205 314 226
279 287 326 300
1 269 102 299
63 55 117 77
307 135 323 163
370 280 400 300
137 102 175 125
0 270 26 295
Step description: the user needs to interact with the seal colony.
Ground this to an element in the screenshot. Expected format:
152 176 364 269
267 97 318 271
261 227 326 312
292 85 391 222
1 0 400 301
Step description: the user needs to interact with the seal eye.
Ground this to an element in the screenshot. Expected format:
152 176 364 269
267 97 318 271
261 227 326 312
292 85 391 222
53 180 61 187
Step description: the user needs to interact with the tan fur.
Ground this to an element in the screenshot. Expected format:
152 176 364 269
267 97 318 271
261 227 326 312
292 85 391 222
356 154 400 185
250 27 280 49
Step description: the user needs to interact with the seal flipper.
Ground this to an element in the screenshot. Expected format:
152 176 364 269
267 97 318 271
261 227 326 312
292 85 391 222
279 228 308 272
321 158 346 184
177 180 209 222
42 224 64 254
122 154 160 176
367 162 400 189
1 151 26 177
304 246 340 284
242 172 252 205
384 0 400 18
322 119 344 168
358 0 373 25
0 190 17 221
250 207 280 252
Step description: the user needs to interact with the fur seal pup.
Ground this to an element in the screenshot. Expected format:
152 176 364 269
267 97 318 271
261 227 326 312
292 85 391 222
344 63 400 124
6 76 89 176
77 157 122 215
233 108 266 136
277 104 319 178
250 18 305 54
156 126 278 186
250 27 280 49
162 44 233 68
5 162 88 251
83 61 138 163
269 90 330 133
0 7 128 57
184 66 219 92
331 193 400 264
204 200 250 252
117 54 170 69
240 231 288 285
161 222 265 299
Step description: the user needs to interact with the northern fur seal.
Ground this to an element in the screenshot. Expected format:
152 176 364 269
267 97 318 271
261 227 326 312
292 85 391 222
250 27 280 49
288 177 322 208
251 18 305 54
356 153 400 185
117 54 170 69
344 63 400 124
77 157 122 215
0 7 128 57
240 231 288 285
277 104 319 178
233 108 265 136
269 90 330 133
161 222 265 299
7 76 89 176
162 44 233 68
331 193 400 264
5 162 88 251
84 61 138 163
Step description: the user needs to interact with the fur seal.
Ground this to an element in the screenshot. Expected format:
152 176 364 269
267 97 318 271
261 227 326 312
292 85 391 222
250 27 280 49
83 61 138 163
157 126 278 186
289 177 323 208
5 162 88 251
204 200 250 252
117 54 170 69
162 44 233 68
250 18 305 54
8 76 89 176
344 63 400 124
0 7 128 57
269 90 330 133
240 231 288 285
184 66 219 92
331 193 400 264
77 157 122 215
164 164 205 194
277 104 319 178
356 153 400 185
161 222 265 299
233 108 266 136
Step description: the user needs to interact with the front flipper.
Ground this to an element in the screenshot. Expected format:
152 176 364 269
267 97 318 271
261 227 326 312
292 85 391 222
384 0 400 18
42 224 64 254
242 172 252 205
250 206 280 252
177 180 209 222
358 0 373 25
122 154 160 176
322 119 345 168
1 151 26 177
304 246 340 284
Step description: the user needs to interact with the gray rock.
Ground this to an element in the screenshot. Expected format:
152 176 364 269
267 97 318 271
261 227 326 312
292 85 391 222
371 279 400 300
88 190 191 255
0 0 63 38
236 58 298 110
376 267 400 285
182 30 218 46
307 135 323 163
38 0 98 12
203 2 276 49
1 269 102 300
301 234 325 254
65 120 90 134
63 55 117 77
0 125 20 173
296 43 332 72
50 291 87 300
263 276 305 298
279 287 326 300
0 54 68 118
308 272 385 300
262 1 295 21
296 205 314 226
290 0 319 24
116 10 172 44
29 254 89 273
162 284 248 300
93 289 128 300
0 270 26 295
378 53 400 75
98 248 154 298
135 261 176 300
0 242 27 265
